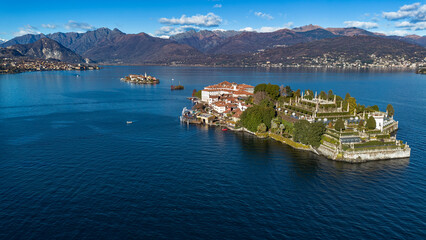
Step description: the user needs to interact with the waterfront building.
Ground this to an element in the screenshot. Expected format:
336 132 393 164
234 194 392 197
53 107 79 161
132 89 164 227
199 81 254 117
201 81 254 102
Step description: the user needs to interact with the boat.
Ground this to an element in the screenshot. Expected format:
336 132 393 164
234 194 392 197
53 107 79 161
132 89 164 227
126 121 133 124
171 85 184 90
171 79 184 90
222 128 228 131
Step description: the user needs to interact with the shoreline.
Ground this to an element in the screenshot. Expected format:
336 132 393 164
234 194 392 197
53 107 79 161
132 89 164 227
98 63 421 72
227 124 410 163
186 119 410 164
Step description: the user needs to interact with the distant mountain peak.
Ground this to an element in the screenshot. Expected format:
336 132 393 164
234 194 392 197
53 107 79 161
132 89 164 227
405 34 422 39
112 28 124 33
7 38 85 63
293 24 323 32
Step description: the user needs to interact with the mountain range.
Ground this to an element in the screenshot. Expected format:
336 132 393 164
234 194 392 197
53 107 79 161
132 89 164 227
1 25 425 66
7 38 85 63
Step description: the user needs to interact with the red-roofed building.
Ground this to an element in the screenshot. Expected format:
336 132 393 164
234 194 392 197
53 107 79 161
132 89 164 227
201 81 254 102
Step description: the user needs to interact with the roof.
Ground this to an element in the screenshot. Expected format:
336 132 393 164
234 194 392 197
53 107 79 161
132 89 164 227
233 90 253 95
238 84 254 89
233 109 243 118
204 81 254 90
213 101 227 107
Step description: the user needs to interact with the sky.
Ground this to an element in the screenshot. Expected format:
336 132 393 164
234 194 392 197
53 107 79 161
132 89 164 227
0 0 425 41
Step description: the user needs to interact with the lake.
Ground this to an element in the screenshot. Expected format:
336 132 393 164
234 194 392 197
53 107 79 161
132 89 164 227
0 66 425 239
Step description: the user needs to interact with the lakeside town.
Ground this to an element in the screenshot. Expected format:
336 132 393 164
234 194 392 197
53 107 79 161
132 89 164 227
182 81 410 162
247 54 425 69
0 58 100 74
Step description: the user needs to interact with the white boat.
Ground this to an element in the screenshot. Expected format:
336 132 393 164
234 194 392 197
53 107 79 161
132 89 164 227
126 121 133 124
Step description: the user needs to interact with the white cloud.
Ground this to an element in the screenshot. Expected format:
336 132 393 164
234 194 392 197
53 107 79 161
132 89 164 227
155 25 200 36
213 4 222 8
371 17 380 22
240 27 255 32
377 30 411 36
254 11 273 20
13 25 41 37
383 3 426 21
159 13 222 27
400 2 421 12
344 21 379 29
258 26 281 32
65 20 95 31
41 24 57 29
239 22 293 32
283 22 294 29
395 21 426 30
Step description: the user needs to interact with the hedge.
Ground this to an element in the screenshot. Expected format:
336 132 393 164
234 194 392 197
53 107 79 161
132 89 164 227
316 112 352 117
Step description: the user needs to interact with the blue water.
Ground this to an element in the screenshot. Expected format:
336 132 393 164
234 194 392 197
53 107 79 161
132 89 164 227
0 66 425 239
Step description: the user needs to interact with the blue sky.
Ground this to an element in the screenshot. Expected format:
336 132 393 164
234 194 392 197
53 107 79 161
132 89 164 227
0 0 425 40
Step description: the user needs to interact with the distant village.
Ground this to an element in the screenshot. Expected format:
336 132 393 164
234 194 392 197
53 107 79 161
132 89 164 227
254 54 425 69
0 58 99 74
182 81 410 162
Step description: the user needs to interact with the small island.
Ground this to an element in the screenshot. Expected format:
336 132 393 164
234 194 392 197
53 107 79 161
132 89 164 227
121 73 159 84
182 81 410 163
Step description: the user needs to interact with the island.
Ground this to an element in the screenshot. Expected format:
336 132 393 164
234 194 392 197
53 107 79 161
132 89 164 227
121 73 159 84
182 81 410 163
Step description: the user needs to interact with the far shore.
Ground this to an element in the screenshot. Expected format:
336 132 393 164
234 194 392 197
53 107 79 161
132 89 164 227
98 63 420 72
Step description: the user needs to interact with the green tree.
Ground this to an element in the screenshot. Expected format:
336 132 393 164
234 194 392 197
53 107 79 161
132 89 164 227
305 89 314 97
371 105 379 111
345 93 351 100
283 85 293 97
386 104 395 117
260 98 273 107
293 120 311 144
356 104 365 114
335 118 345 131
293 120 325 147
265 83 280 100
294 89 301 98
366 105 379 112
194 90 202 98
347 97 357 114
366 116 376 130
282 119 294 136
257 123 267 133
240 105 276 132
254 83 267 93
327 90 334 101
319 91 327 100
